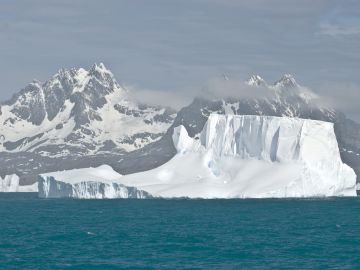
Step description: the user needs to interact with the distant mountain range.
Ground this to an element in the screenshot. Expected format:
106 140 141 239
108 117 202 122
1 63 359 184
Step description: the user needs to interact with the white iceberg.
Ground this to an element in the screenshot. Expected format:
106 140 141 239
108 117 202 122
38 165 150 199
38 115 357 199
0 174 38 192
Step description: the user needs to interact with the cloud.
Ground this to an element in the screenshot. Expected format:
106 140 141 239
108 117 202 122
319 5 360 37
128 74 360 123
127 76 277 110
319 22 360 36
200 77 274 100
125 84 195 110
316 82 360 115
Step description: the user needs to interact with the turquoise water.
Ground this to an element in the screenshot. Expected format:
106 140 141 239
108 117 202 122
1 193 360 269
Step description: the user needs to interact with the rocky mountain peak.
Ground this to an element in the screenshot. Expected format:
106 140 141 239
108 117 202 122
90 62 110 72
274 74 298 89
89 62 113 79
245 75 266 87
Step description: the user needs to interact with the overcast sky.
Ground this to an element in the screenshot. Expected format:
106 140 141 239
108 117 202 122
1 0 360 119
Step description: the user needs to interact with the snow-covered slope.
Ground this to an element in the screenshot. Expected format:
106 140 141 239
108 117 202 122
0 174 37 192
38 115 356 199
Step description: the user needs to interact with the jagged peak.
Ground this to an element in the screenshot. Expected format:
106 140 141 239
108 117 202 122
53 63 114 83
57 67 69 75
54 63 120 93
274 74 298 88
52 67 83 82
89 62 112 75
270 74 320 102
29 79 42 87
245 75 266 87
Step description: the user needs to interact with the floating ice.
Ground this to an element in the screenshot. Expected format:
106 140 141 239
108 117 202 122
0 174 38 192
38 165 150 199
38 115 356 199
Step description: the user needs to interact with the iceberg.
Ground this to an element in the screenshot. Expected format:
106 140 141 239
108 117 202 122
0 174 38 192
38 115 357 199
38 165 150 199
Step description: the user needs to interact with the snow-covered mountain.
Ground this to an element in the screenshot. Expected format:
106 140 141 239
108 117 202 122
0 63 177 184
1 67 360 186
38 115 356 199
0 63 175 155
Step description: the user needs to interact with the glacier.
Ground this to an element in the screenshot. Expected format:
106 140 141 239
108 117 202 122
0 174 38 192
38 115 357 199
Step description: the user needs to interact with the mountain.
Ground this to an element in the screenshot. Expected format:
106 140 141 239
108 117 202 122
0 63 176 183
0 63 175 154
38 115 356 199
1 66 360 185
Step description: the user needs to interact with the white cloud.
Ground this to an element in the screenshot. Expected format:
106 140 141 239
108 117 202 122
128 75 360 123
200 77 273 100
316 82 360 114
127 76 276 110
320 22 360 36
125 84 195 110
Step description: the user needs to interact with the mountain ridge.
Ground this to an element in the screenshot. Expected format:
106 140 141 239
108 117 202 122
0 63 176 156
1 63 359 185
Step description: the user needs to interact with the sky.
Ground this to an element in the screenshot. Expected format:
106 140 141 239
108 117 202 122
0 0 360 119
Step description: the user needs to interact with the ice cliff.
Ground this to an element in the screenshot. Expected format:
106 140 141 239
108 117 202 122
38 115 357 199
0 174 38 192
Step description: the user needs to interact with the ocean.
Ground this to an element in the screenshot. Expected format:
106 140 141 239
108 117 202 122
0 193 359 269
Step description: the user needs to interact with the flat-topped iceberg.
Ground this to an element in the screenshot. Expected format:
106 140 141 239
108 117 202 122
38 115 357 199
0 174 38 192
38 165 150 199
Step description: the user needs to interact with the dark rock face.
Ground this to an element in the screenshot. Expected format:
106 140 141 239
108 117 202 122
10 82 47 125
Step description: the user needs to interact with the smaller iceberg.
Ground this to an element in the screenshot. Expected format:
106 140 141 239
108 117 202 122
38 165 151 199
0 174 38 192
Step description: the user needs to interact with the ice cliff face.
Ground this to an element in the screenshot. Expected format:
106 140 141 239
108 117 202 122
38 165 151 199
38 115 356 199
196 115 356 197
0 174 37 192
0 174 19 192
200 114 336 163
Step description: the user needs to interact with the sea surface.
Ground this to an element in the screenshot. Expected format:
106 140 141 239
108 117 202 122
0 193 360 269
